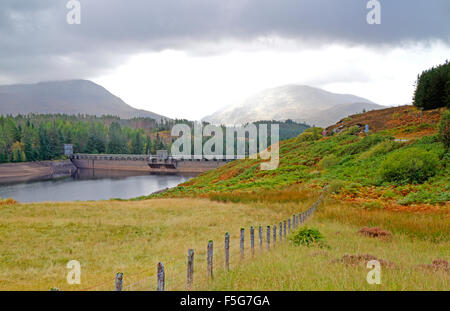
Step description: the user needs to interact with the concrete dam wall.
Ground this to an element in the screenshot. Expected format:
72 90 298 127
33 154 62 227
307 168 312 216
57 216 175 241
69 154 230 173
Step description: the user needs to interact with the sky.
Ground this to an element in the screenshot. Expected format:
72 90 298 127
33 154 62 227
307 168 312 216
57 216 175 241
0 0 449 120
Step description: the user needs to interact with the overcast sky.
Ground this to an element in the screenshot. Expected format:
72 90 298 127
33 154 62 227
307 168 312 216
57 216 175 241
0 0 449 120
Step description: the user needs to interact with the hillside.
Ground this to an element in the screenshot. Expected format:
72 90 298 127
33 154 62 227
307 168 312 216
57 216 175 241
203 85 383 127
0 80 166 120
159 106 449 212
327 105 442 138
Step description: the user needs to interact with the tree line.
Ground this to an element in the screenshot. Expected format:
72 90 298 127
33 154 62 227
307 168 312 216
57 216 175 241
413 60 449 110
0 114 170 163
0 114 310 163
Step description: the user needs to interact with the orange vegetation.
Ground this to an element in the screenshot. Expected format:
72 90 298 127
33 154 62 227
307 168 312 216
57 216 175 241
327 105 442 135
333 186 449 214
0 198 17 206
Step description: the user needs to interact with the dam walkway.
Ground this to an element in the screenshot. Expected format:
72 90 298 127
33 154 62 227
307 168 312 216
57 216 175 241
69 153 234 173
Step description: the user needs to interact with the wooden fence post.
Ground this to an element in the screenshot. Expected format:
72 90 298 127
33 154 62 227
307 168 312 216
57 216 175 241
273 224 277 245
293 215 296 230
259 226 263 250
157 262 165 291
266 225 270 250
288 218 291 233
283 220 287 238
299 213 302 224
279 222 282 241
240 228 245 260
115 272 123 291
225 233 230 271
250 226 255 257
187 249 194 290
207 241 213 279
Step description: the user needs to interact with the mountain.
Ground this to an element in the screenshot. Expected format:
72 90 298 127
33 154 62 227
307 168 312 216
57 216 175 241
203 85 384 127
0 80 166 120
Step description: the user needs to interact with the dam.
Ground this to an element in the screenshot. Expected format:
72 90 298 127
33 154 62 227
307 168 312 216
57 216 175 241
69 151 232 173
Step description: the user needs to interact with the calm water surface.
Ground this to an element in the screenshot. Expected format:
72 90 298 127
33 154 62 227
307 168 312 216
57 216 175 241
0 169 195 203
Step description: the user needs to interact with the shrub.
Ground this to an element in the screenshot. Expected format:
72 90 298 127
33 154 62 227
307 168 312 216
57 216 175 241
382 189 397 199
398 190 450 205
0 197 17 205
342 125 361 136
358 227 393 240
378 148 439 184
296 127 323 142
438 110 450 150
290 227 326 247
359 140 399 160
318 154 339 169
327 180 347 194
339 134 387 155
340 134 387 156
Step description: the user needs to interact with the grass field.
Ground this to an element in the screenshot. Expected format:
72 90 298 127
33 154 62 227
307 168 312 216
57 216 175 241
0 193 448 291
198 200 449 291
0 197 313 291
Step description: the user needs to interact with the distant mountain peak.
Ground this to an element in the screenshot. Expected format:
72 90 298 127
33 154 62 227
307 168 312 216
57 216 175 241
0 79 166 120
203 84 383 127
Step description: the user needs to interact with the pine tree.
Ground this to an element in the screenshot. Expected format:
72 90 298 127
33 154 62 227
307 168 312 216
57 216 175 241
4 117 20 147
131 131 144 154
107 122 128 154
0 134 7 163
144 135 152 155
22 125 34 161
11 142 26 162
413 61 450 110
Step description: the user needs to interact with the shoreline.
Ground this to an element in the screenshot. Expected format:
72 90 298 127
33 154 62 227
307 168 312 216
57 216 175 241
0 160 76 185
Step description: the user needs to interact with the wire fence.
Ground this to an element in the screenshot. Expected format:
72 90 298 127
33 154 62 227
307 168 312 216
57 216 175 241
55 187 327 291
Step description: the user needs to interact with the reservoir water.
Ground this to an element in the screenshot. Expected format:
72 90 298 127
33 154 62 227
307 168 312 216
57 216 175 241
0 169 195 203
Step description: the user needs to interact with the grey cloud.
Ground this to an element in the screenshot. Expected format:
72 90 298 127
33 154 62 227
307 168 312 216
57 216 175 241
0 0 449 83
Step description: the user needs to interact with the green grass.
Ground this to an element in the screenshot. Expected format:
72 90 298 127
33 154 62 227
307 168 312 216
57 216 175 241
0 198 310 290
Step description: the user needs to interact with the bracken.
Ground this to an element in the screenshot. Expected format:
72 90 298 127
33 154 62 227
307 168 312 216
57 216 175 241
332 254 396 268
358 227 393 240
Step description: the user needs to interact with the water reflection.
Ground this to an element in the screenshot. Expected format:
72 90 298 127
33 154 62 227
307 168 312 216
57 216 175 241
0 169 196 203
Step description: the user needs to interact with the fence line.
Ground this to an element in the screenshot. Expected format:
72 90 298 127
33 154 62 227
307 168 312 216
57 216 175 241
60 187 327 291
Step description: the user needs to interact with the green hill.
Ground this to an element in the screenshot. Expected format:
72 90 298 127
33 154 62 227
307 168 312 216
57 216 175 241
155 106 449 210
